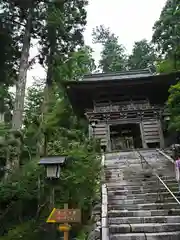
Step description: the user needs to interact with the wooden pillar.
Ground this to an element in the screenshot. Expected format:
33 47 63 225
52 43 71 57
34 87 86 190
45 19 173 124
0 113 4 123
88 124 93 139
63 204 69 240
158 119 165 149
106 124 111 152
140 122 147 148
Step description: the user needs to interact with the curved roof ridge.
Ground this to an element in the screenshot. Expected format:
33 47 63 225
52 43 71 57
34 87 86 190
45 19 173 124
84 68 153 79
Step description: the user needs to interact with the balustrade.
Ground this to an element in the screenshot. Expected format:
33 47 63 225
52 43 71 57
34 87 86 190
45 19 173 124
92 102 161 113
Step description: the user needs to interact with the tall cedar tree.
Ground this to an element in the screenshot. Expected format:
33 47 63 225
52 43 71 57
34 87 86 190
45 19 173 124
92 25 127 72
152 0 180 71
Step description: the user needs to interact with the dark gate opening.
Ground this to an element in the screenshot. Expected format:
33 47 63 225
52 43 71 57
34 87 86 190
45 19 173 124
147 142 160 148
110 123 142 150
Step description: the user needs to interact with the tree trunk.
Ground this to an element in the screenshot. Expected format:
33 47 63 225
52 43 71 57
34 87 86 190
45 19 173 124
12 3 33 130
5 2 34 176
40 1 57 157
40 3 57 239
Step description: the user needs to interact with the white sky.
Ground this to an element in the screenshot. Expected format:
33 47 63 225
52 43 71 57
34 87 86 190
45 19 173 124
27 0 166 87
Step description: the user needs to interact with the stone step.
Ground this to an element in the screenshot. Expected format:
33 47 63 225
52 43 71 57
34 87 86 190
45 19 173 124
107 170 173 174
107 191 179 198
106 178 176 185
107 188 178 196
105 151 179 240
109 222 180 233
108 183 178 190
107 179 177 187
108 202 179 210
105 166 164 170
108 194 178 202
105 152 140 158
110 231 180 240
106 155 163 159
109 215 180 224
105 175 175 181
107 182 178 190
105 169 153 173
109 194 176 201
108 196 179 204
105 163 158 168
105 158 170 162
107 187 178 195
107 190 177 198
105 159 166 163
108 209 180 217
105 159 145 162
105 163 167 169
105 162 171 168
105 159 167 164
106 182 178 191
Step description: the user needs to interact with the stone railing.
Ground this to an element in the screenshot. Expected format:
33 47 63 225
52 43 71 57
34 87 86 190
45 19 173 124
87 154 109 240
101 154 109 240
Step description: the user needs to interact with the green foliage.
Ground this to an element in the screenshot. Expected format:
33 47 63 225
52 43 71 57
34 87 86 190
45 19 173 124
75 230 87 240
156 58 180 73
152 0 180 67
39 0 88 76
0 1 100 239
56 46 96 81
0 2 19 87
51 141 101 208
128 39 156 71
0 160 42 201
0 81 101 238
24 80 44 137
0 123 9 138
92 25 127 72
153 0 180 134
93 25 157 73
0 221 37 240
167 82 180 131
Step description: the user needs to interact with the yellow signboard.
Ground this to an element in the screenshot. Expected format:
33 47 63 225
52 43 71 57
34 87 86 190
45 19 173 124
47 208 81 223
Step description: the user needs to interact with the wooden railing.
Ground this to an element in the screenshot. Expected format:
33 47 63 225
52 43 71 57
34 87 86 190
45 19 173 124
86 103 163 114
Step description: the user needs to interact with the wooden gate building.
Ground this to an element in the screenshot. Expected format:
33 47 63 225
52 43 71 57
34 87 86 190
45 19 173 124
63 69 180 151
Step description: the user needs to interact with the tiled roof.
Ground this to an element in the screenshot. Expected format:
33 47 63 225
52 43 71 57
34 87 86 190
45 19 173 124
39 156 67 165
83 69 153 81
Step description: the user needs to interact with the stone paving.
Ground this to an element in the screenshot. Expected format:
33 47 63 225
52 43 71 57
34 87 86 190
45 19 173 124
105 149 180 240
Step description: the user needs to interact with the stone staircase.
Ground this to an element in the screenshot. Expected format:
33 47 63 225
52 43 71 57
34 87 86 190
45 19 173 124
104 149 180 240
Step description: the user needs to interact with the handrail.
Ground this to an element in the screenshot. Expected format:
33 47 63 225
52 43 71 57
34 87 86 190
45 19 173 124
157 149 174 163
137 150 180 205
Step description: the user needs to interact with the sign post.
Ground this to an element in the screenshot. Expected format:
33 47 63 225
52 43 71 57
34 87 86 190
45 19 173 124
46 204 81 240
63 204 69 240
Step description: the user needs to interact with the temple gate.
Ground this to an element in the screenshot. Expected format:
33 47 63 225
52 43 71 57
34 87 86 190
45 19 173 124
64 69 180 151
